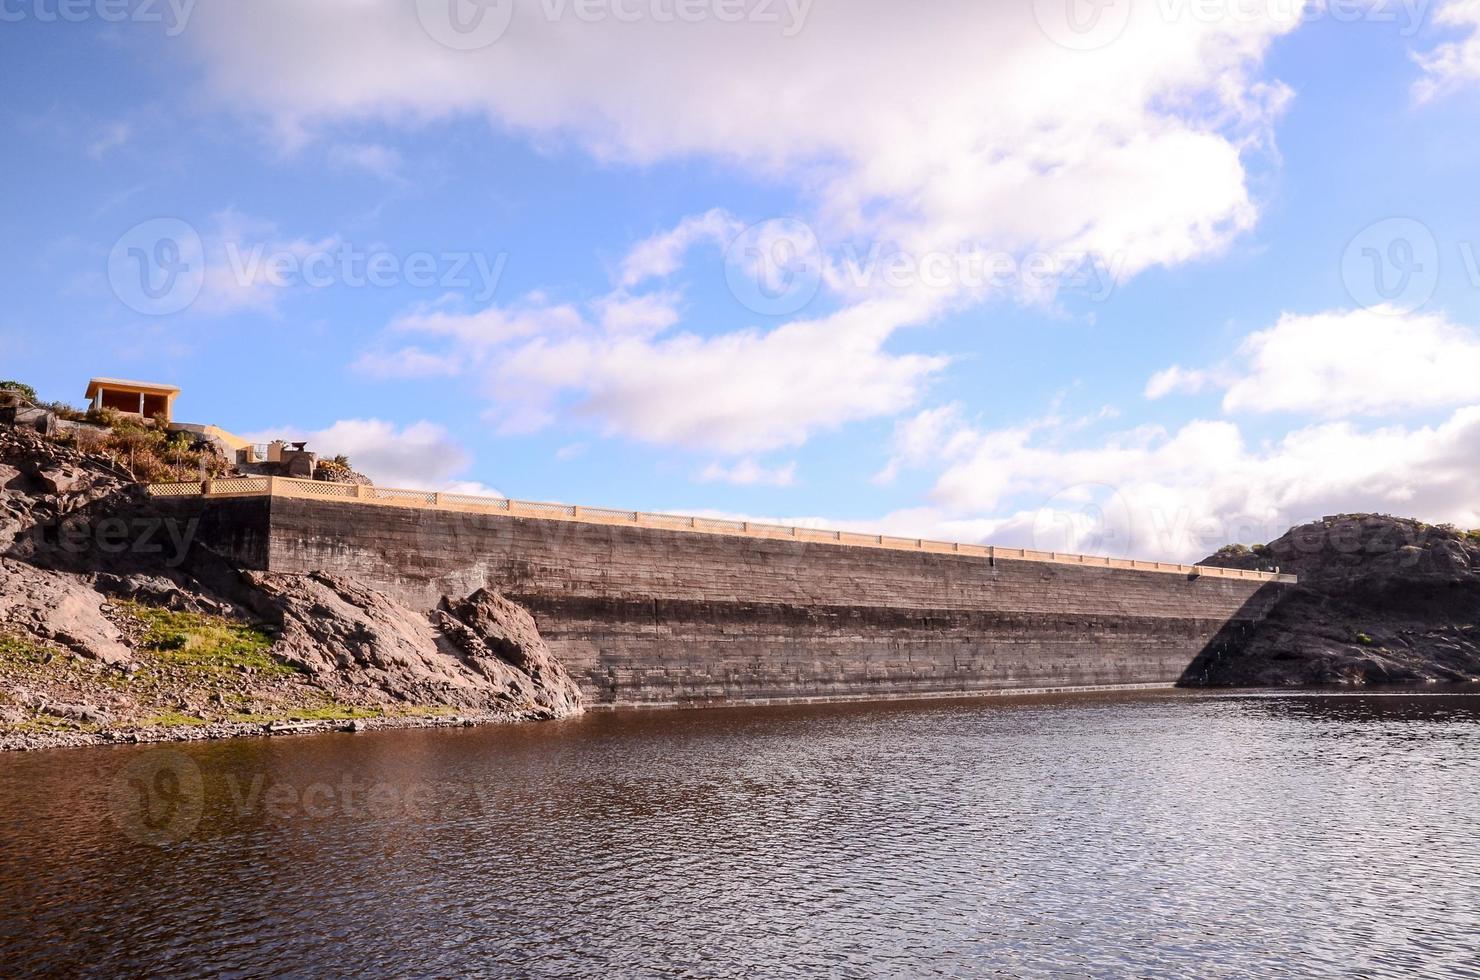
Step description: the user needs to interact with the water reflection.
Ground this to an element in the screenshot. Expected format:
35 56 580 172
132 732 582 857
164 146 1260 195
3 689 1479 978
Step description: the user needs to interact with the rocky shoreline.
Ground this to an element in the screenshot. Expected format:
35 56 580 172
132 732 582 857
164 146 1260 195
0 709 540 753
0 423 585 752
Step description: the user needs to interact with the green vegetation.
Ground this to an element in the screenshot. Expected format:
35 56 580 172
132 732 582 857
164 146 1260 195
0 631 56 667
120 602 291 675
0 380 37 402
1355 632 1375 647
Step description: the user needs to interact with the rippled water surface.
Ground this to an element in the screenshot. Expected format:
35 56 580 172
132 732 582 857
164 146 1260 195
4 689 1480 978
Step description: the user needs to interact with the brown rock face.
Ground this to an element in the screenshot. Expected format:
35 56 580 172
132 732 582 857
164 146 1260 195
248 572 583 718
1187 515 1480 687
0 558 133 665
435 589 583 717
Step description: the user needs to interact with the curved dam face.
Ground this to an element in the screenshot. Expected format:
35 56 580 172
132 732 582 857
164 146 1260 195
172 495 1292 707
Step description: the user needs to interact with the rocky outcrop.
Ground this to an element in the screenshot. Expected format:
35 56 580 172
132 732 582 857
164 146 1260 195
435 590 583 717
1187 515 1480 686
247 573 582 718
0 422 583 749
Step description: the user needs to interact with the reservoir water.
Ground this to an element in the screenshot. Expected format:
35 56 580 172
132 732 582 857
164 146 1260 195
3 689 1479 978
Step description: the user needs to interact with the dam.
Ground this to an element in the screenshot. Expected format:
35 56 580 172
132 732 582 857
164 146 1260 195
150 477 1296 708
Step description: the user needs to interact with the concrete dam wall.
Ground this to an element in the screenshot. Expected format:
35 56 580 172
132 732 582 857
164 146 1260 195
158 486 1294 707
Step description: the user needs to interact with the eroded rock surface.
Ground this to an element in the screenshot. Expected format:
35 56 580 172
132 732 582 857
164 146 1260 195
249 572 582 717
1187 515 1480 686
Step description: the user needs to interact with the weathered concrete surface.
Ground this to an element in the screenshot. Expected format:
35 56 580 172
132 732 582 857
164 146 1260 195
170 495 1292 706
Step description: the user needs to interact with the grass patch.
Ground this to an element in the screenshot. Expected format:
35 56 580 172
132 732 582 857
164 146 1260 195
119 602 292 675
1355 632 1375 647
226 704 380 724
0 632 56 665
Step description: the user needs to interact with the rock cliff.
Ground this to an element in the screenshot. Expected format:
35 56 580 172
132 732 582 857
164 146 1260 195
1187 514 1480 686
0 425 582 750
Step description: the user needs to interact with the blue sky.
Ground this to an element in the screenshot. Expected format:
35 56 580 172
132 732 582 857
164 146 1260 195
4 0 1480 560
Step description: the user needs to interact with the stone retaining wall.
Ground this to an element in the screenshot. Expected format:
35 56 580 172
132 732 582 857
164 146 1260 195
166 495 1290 706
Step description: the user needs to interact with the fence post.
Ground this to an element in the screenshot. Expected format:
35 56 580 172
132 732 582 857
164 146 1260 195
434 492 443 506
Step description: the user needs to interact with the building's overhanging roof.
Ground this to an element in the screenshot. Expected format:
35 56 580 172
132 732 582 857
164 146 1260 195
84 377 182 399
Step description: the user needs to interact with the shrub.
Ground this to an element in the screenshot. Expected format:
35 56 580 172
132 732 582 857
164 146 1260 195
0 380 37 402
1355 632 1374 647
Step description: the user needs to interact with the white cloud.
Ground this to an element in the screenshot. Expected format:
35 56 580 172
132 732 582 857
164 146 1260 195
922 407 1480 562
1145 365 1213 399
872 403 972 484
619 209 744 287
242 418 498 493
352 346 465 379
371 285 948 453
327 141 404 179
1414 0 1480 101
697 458 797 487
1150 307 1480 416
183 1 1298 279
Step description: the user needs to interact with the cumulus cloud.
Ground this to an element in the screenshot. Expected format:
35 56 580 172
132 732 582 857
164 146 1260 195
188 4 1312 455
241 418 499 494
697 458 797 487
1414 0 1480 101
1145 365 1213 400
182 0 1296 278
1147 307 1480 416
917 406 1480 562
366 279 947 453
619 209 744 287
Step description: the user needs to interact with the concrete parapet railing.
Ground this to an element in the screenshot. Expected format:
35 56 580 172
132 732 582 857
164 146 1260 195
148 476 1298 584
